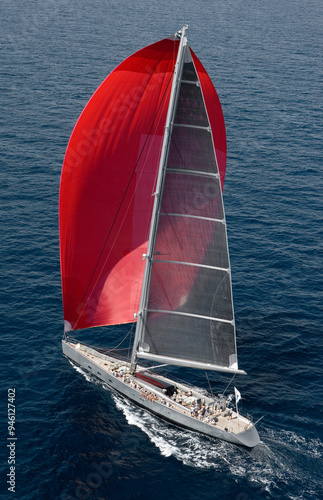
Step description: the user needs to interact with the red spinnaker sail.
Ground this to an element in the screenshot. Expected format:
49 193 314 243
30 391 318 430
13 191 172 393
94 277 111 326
59 37 226 331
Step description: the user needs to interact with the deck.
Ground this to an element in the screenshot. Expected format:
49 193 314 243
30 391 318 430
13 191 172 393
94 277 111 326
74 343 252 436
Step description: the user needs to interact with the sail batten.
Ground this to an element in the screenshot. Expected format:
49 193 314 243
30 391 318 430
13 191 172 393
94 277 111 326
151 259 229 272
147 309 234 324
159 212 225 223
166 168 219 178
173 123 211 130
181 79 199 84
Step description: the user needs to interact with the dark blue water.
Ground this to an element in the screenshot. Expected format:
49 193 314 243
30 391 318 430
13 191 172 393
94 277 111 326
1 1 322 498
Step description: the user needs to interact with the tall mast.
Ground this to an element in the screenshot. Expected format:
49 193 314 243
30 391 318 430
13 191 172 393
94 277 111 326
130 26 188 373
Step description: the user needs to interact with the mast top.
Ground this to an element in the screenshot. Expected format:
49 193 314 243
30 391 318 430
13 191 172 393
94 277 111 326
175 25 189 40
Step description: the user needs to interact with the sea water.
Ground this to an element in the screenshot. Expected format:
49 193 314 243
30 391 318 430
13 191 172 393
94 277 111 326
1 1 322 498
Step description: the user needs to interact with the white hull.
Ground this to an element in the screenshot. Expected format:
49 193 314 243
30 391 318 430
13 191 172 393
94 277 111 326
62 340 260 448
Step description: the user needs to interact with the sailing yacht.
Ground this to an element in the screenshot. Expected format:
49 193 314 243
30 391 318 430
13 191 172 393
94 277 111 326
59 26 260 448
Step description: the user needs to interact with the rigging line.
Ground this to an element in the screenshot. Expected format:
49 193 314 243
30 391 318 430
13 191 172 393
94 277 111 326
205 371 214 399
223 374 236 395
103 325 134 352
69 326 134 354
72 65 176 330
